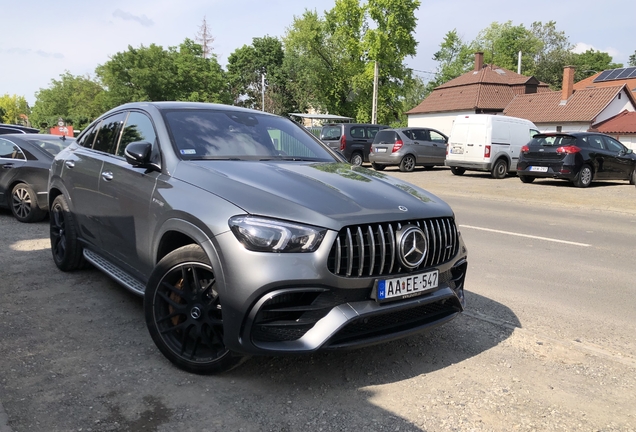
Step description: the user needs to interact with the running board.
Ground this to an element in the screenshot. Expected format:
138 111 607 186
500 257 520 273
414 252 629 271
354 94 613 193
83 249 146 296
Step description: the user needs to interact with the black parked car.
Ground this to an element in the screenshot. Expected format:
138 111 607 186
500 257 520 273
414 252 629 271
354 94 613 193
0 123 40 135
517 132 636 187
320 123 389 166
49 102 467 374
0 134 72 222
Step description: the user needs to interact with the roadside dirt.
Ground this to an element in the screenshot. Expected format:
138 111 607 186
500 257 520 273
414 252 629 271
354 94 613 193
1 169 635 432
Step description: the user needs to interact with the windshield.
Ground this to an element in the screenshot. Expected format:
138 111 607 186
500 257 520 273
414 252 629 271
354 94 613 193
164 110 336 161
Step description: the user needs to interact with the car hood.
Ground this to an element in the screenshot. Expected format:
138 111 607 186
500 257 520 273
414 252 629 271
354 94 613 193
173 161 453 230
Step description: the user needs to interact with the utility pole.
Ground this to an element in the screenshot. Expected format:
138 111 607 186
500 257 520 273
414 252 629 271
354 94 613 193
261 73 265 112
371 61 379 124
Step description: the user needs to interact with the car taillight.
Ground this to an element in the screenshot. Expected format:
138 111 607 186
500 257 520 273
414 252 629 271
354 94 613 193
392 139 404 153
484 145 491 158
339 135 346 151
521 145 529 154
556 145 581 154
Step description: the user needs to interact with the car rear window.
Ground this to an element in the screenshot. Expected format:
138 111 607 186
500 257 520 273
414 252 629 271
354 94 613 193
529 135 577 146
373 130 397 144
320 126 342 140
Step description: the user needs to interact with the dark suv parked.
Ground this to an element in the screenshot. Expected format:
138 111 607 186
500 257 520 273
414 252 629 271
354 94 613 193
48 102 467 374
320 123 389 165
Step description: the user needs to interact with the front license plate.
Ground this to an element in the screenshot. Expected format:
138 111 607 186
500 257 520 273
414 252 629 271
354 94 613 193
376 148 387 153
529 166 548 172
376 270 439 302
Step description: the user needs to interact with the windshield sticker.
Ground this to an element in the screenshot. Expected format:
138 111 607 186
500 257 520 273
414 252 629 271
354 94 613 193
180 149 197 155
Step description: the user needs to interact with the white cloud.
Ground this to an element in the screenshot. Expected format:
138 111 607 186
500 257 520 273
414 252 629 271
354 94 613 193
112 9 154 27
572 42 596 54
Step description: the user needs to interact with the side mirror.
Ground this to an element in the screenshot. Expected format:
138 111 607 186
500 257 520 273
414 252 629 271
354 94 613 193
124 141 159 171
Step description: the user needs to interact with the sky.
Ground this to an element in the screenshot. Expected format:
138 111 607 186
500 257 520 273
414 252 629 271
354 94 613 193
2 0 634 107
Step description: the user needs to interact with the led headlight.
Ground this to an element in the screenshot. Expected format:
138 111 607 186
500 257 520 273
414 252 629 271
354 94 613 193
229 216 326 252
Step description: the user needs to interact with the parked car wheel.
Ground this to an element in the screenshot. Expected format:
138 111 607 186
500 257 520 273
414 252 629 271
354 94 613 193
371 162 386 171
350 152 363 166
450 167 466 176
399 154 416 172
519 175 535 184
491 159 508 179
50 195 88 271
11 183 45 223
144 244 244 375
573 164 593 188
630 169 636 185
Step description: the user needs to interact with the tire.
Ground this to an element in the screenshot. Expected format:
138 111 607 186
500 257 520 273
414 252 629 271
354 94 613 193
371 162 386 171
50 194 88 271
350 152 363 166
630 169 636 185
399 154 416 172
450 167 465 176
491 159 508 179
144 244 244 374
519 175 535 184
573 164 593 188
11 183 45 223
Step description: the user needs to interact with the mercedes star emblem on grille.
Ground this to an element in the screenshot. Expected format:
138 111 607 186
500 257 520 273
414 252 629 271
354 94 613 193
396 225 427 269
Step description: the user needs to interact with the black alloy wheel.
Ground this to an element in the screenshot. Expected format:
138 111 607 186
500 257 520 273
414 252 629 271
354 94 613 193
574 164 593 188
491 159 508 179
11 183 45 223
519 175 535 184
144 245 244 374
50 195 87 271
450 166 466 176
371 162 386 171
399 154 416 172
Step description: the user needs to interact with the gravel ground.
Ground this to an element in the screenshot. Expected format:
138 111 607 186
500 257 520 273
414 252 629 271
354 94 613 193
1 167 635 432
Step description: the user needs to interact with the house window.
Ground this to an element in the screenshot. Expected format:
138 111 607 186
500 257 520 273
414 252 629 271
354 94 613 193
556 126 562 132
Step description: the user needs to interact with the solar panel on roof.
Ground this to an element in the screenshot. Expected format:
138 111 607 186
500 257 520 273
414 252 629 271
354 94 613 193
593 70 613 82
616 67 636 79
606 69 623 80
627 68 636 78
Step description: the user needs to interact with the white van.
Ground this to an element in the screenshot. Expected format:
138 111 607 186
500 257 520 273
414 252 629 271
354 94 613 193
445 115 539 179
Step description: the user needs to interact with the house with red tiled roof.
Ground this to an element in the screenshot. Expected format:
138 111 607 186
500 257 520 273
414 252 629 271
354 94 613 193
503 66 636 149
589 110 636 148
406 52 551 135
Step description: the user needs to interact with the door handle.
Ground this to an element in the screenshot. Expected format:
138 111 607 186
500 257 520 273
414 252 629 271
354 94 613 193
101 171 114 181
65 160 75 169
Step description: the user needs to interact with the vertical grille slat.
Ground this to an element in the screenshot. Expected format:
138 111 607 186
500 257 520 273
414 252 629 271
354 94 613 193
328 217 459 278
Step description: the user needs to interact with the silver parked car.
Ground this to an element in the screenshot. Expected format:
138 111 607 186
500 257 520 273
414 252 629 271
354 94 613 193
369 128 448 172
48 102 468 374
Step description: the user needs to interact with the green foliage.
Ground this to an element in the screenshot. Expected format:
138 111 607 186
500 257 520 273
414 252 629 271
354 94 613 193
227 36 295 115
630 51 636 67
571 49 623 81
472 21 542 73
426 29 474 93
528 21 573 89
96 39 230 109
283 0 420 125
0 94 30 126
30 72 105 130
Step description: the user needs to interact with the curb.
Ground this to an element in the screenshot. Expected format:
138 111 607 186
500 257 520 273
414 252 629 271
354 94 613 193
0 402 13 432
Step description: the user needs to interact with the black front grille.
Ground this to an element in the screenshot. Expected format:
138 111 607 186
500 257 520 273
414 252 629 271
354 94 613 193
327 217 459 277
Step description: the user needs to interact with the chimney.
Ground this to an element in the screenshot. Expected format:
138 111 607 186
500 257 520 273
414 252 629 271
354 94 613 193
474 52 484 71
561 66 575 101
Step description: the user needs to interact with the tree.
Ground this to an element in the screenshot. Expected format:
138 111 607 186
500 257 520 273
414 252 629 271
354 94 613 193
283 0 421 125
528 21 573 89
0 94 31 126
195 16 215 59
426 30 474 93
472 21 542 73
30 72 105 130
96 39 230 109
571 49 623 81
227 36 295 115
630 51 636 67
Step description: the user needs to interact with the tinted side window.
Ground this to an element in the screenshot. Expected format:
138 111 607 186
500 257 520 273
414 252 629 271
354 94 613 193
93 113 126 154
77 122 99 148
402 130 414 140
117 112 157 157
349 127 366 138
0 139 25 160
366 127 380 139
412 129 429 141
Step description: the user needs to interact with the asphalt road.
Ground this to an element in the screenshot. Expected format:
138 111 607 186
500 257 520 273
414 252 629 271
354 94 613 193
1 167 635 431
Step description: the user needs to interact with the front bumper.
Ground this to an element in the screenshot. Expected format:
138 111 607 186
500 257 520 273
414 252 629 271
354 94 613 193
214 228 468 356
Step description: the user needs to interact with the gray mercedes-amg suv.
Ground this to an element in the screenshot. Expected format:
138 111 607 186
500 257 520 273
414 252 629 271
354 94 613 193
48 102 468 374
